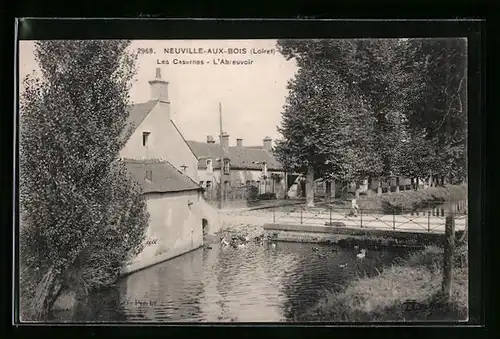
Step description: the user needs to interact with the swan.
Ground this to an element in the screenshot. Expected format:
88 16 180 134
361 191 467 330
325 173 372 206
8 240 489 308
237 243 246 249
339 263 348 268
271 243 277 249
356 249 367 260
221 238 230 247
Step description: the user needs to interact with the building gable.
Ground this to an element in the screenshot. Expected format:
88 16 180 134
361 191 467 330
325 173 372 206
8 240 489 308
120 101 200 181
121 100 159 142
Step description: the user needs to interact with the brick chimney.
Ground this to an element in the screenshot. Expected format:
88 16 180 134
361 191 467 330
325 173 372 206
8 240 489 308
207 135 215 144
263 136 272 152
236 138 243 147
148 67 169 103
220 132 230 150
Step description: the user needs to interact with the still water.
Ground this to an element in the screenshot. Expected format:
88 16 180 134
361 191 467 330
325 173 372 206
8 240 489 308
54 242 408 322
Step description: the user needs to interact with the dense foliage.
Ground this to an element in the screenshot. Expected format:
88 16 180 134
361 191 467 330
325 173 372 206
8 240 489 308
19 40 149 320
274 38 467 205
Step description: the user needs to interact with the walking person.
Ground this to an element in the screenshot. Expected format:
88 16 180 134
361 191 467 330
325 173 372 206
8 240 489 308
350 197 359 217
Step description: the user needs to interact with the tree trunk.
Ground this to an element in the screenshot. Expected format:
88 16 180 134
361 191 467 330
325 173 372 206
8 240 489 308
395 177 400 193
306 165 314 207
324 181 332 204
325 181 332 204
29 266 63 320
331 179 336 200
377 178 382 196
442 202 456 302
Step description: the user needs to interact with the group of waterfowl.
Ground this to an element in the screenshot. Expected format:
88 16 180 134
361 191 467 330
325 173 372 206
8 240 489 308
220 234 277 249
309 244 367 268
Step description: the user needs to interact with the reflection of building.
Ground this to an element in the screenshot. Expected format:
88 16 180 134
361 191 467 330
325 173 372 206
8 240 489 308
121 248 205 321
119 67 209 274
187 134 288 201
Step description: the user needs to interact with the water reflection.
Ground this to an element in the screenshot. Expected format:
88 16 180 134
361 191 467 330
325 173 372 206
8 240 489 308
60 242 405 322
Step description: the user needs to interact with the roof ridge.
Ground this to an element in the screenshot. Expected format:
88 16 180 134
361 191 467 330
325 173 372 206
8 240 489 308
170 120 199 161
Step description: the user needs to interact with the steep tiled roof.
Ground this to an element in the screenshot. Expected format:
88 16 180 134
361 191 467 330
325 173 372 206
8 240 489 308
124 158 201 194
121 100 158 141
186 140 283 171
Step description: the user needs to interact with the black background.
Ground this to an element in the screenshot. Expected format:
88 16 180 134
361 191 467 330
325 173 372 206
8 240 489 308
2 1 495 338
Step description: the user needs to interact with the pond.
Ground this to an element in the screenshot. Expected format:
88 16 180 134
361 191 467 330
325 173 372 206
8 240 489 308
51 241 411 322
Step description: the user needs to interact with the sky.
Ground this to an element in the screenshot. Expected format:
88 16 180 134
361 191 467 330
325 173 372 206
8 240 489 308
19 40 299 147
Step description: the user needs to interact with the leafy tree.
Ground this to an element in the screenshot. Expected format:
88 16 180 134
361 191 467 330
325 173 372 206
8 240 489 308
276 38 466 200
278 39 407 178
276 39 390 204
400 38 467 185
274 47 352 206
19 40 149 320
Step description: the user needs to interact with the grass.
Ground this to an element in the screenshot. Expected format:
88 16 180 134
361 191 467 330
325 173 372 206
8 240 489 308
298 244 468 322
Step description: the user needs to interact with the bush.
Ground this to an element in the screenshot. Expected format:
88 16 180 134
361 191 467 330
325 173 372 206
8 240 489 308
258 193 277 200
357 184 467 212
246 185 259 201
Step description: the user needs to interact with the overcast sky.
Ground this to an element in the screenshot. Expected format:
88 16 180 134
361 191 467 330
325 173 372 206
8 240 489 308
19 40 298 147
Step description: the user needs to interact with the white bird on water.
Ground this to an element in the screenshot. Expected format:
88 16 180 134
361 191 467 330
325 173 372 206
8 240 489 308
221 237 230 247
237 243 246 249
356 249 367 260
271 243 277 249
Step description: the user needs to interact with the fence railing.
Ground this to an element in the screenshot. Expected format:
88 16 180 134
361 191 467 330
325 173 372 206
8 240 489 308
269 200 468 234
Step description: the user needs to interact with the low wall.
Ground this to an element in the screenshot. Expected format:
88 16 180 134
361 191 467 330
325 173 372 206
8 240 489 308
121 191 204 276
121 242 202 275
263 223 464 249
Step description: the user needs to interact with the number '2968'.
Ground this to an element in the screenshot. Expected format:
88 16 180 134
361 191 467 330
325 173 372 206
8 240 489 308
138 48 155 54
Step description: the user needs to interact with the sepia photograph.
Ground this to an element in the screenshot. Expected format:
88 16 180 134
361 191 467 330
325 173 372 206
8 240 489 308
17 36 468 323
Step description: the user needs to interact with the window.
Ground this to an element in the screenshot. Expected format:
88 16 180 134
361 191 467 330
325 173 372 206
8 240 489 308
206 181 212 188
142 132 151 147
223 159 230 175
206 159 213 172
145 170 152 181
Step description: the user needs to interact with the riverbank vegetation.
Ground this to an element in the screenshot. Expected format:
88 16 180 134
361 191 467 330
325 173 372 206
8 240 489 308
298 244 468 322
19 41 149 321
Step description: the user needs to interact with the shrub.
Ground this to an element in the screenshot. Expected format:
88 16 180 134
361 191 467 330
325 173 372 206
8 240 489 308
246 185 259 202
357 184 467 213
258 193 277 200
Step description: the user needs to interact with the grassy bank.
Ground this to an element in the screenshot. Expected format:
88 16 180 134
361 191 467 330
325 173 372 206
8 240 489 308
357 184 467 212
298 244 468 322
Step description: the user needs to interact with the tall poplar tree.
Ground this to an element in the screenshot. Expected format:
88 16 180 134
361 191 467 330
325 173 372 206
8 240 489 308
19 40 149 320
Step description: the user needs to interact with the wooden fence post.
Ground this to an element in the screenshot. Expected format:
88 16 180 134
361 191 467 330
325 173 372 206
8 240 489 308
442 202 456 302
